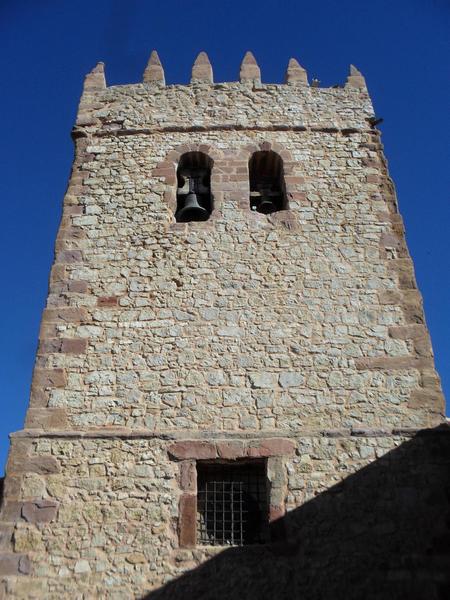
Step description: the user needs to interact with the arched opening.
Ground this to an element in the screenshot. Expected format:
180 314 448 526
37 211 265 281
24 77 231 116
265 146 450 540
248 151 287 214
175 152 213 222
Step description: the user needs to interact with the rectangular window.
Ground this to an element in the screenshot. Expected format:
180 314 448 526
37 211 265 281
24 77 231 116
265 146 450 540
196 460 269 546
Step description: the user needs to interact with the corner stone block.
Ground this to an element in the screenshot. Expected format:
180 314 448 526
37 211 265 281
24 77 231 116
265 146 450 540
42 307 87 324
21 499 59 524
32 369 67 389
25 408 68 430
0 525 13 551
10 456 61 476
0 553 31 576
60 338 88 354
354 356 433 371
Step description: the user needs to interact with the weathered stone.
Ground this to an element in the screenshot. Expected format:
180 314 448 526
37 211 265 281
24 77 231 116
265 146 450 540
240 51 261 82
249 372 278 389
25 408 68 430
13 525 44 552
247 438 296 457
21 499 59 524
0 52 446 598
355 356 434 370
74 559 91 574
168 441 217 461
179 461 196 492
178 494 196 548
191 52 213 83
0 553 30 576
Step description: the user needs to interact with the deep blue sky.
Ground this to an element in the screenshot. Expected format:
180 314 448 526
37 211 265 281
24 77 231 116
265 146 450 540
0 0 448 474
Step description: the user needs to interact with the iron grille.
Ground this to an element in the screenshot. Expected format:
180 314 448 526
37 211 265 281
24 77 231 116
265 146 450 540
197 461 268 546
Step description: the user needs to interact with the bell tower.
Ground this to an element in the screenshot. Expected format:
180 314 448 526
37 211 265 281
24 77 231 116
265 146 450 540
0 52 448 599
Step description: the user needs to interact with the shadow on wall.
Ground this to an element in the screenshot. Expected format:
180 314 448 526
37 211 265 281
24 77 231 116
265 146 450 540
143 427 450 600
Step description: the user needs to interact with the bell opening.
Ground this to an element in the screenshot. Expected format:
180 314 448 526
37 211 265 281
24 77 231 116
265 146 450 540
249 151 287 214
175 152 213 223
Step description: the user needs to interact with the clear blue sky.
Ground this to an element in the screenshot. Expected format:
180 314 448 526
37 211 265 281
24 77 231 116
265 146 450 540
0 0 448 474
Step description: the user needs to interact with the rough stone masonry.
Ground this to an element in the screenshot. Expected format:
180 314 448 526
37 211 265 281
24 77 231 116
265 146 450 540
0 51 448 600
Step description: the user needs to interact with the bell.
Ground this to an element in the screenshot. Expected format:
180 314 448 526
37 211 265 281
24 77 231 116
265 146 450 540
257 196 277 214
176 191 209 222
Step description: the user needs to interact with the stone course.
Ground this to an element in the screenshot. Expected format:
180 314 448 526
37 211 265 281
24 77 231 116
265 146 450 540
0 53 447 598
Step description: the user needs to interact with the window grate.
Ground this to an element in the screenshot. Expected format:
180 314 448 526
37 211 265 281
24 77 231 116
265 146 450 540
197 462 268 546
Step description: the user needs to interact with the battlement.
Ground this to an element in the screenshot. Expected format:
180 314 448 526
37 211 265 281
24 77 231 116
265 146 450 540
75 52 375 135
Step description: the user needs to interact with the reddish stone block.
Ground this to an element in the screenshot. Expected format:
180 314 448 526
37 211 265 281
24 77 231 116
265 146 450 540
57 227 86 241
25 408 68 430
12 456 60 476
68 280 88 293
37 339 62 354
247 438 296 458
168 441 217 460
42 307 87 323
61 338 88 354
408 389 445 413
178 494 196 548
97 296 118 307
64 205 83 216
216 440 245 460
29 386 50 408
22 499 59 524
179 461 196 492
32 369 67 388
0 553 31 576
39 322 58 340
379 290 402 305
269 504 285 522
355 356 433 371
388 325 427 340
50 264 66 283
284 176 305 185
366 174 379 183
0 502 22 522
0 525 13 551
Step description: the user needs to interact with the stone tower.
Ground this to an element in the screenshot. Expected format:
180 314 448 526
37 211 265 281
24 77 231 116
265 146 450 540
0 52 448 600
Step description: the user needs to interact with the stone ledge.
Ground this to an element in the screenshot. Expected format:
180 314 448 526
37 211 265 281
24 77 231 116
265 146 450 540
93 124 373 138
10 424 450 441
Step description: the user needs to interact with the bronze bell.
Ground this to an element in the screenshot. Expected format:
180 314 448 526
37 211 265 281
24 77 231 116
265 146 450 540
257 195 277 214
175 178 209 222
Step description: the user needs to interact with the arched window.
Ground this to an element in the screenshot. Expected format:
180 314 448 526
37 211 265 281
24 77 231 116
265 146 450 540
248 151 287 214
175 152 213 222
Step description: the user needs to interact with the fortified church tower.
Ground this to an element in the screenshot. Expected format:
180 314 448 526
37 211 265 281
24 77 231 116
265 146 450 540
0 52 448 599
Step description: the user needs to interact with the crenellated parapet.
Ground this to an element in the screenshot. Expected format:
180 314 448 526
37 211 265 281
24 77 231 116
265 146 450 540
75 51 373 135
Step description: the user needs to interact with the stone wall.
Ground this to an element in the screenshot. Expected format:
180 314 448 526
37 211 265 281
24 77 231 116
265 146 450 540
0 54 447 598
1 428 449 598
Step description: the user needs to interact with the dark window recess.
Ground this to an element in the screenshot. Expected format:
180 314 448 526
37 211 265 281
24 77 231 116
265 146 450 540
197 461 269 546
249 151 287 214
175 152 213 222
